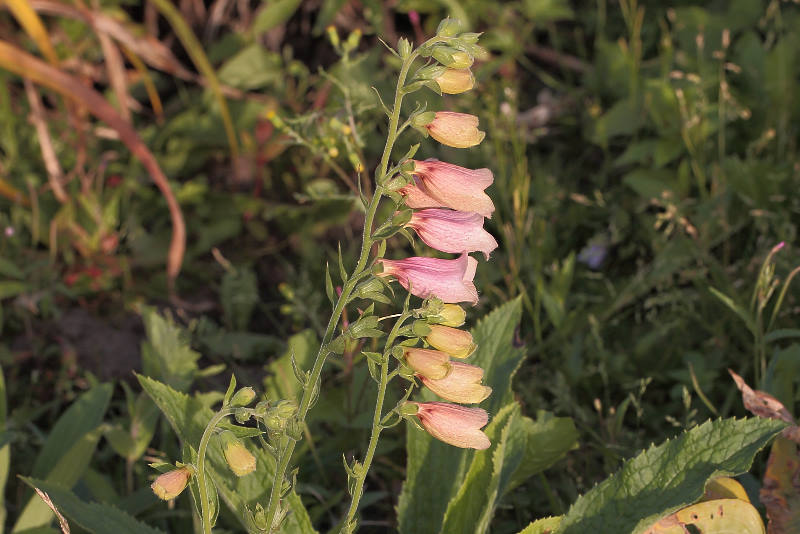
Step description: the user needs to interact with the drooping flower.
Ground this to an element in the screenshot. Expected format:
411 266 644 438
400 159 494 218
425 324 476 358
151 467 192 500
407 208 498 259
420 361 491 404
409 402 490 449
425 112 485 148
378 253 478 304
404 347 451 379
434 68 475 94
221 432 257 476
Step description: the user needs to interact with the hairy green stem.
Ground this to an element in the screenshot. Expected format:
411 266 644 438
197 407 235 534
342 310 411 530
262 42 428 531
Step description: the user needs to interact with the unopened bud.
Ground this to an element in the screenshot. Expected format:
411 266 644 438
432 47 473 69
230 387 256 407
399 402 420 417
274 399 298 419
151 467 192 500
434 69 475 94
436 18 462 37
221 431 256 476
438 304 466 327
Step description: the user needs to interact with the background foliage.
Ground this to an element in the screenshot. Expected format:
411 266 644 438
0 0 799 532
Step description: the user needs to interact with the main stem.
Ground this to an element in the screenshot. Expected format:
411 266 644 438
198 407 235 534
262 48 420 531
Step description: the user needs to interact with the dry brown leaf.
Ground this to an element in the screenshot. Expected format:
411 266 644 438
728 369 795 424
760 437 800 534
33 487 70 534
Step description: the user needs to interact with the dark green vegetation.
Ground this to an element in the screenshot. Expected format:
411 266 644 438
0 0 798 532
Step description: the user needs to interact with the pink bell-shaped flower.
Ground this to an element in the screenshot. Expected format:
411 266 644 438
409 401 490 449
420 361 492 404
378 253 478 304
407 208 498 260
400 159 494 218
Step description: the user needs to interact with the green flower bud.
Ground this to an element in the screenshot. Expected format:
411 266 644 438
432 47 473 69
230 387 256 407
436 18 462 37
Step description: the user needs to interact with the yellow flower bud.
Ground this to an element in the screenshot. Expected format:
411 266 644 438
434 69 475 94
221 432 256 476
151 467 192 500
438 304 466 327
425 324 476 358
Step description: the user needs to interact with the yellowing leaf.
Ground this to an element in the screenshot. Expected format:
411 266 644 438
702 477 750 503
644 499 765 534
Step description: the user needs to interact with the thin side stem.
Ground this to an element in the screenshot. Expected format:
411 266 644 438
197 407 235 534
342 310 411 529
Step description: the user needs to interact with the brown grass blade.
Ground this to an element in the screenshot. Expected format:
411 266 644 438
0 40 185 285
96 27 131 122
23 79 68 203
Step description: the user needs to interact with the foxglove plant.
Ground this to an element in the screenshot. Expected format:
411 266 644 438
149 18 497 534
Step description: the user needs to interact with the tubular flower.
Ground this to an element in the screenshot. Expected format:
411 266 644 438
407 208 498 259
404 347 451 379
435 68 475 94
425 324 476 358
425 112 485 148
400 159 494 218
420 361 492 404
410 402 490 450
151 467 192 500
221 432 257 476
378 253 478 304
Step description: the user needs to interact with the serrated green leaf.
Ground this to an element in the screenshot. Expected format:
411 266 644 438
557 417 786 534
138 376 316 533
517 516 562 534
397 298 524 534
140 309 200 391
21 478 164 534
440 403 525 534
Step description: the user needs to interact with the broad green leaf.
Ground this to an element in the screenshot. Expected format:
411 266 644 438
0 280 28 299
31 384 112 479
518 516 562 534
217 45 281 91
13 427 104 532
556 418 786 534
21 478 165 534
506 411 578 492
140 309 200 391
138 375 316 533
397 298 524 534
642 499 764 534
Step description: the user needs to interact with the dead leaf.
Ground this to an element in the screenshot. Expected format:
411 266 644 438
760 437 800 534
728 369 799 444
